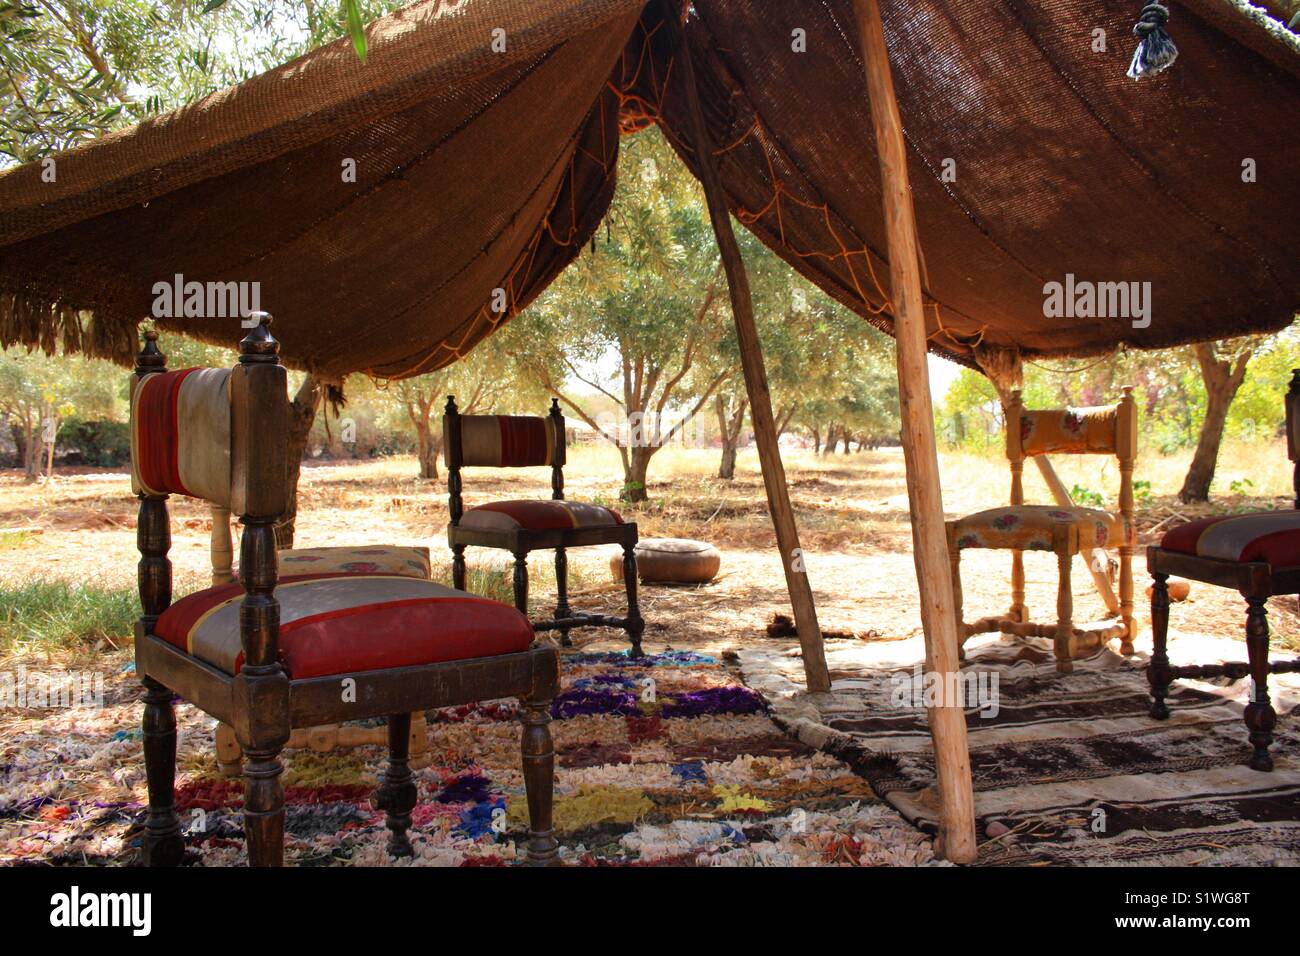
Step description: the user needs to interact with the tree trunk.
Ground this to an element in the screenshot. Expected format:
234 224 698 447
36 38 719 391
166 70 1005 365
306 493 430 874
7 419 24 469
811 425 821 453
623 446 653 502
416 422 441 481
22 412 37 483
1178 343 1251 503
716 393 747 480
275 374 325 549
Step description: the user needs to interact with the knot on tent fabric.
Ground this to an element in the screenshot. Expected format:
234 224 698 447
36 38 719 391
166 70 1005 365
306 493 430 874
1129 3 1179 79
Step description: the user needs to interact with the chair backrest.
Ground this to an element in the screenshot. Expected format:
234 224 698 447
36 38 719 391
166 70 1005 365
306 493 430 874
1003 387 1137 520
1005 391 1137 462
130 324 288 516
131 318 289 630
443 395 566 526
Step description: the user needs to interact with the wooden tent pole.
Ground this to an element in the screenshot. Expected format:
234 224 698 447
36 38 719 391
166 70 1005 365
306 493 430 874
661 0 830 692
852 0 977 862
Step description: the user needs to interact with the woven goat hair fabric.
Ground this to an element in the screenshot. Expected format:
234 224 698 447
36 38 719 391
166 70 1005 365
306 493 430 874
0 0 1297 375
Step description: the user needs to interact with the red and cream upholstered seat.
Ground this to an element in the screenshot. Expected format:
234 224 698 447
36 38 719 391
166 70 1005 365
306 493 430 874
1159 511 1300 568
460 499 623 533
155 573 534 679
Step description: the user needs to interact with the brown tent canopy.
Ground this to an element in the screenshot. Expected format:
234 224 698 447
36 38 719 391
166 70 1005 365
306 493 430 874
0 0 1296 378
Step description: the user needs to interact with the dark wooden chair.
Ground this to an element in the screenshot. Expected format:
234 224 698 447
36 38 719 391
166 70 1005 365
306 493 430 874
131 319 559 866
444 396 644 655
1148 370 1300 771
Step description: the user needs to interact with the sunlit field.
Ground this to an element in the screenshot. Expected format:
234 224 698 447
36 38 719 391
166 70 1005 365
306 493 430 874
4 436 1297 666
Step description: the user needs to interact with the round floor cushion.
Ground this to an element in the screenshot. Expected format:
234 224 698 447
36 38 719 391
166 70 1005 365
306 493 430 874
610 538 721 584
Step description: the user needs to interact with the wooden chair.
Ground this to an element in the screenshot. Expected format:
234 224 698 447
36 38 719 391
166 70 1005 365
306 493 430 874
131 319 560 866
1148 371 1300 771
445 396 645 654
946 387 1138 672
208 543 436 776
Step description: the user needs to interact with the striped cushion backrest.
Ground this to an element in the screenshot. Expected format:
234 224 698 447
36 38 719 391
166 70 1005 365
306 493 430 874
448 414 557 468
130 367 233 506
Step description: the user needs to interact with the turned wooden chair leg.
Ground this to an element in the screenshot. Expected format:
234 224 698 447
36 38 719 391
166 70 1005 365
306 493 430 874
1148 572 1172 719
371 712 418 856
1118 541 1135 655
512 551 529 616
554 547 573 647
451 543 467 591
622 542 645 657
1010 548 1027 623
215 721 243 777
1244 597 1277 772
409 711 430 769
241 718 287 867
520 695 558 865
1055 542 1074 673
141 676 184 866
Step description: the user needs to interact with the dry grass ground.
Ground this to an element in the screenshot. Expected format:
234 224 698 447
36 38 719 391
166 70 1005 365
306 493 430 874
2 437 1297 670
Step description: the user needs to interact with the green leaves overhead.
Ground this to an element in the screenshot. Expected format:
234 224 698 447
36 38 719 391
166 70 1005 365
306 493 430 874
0 1 396 165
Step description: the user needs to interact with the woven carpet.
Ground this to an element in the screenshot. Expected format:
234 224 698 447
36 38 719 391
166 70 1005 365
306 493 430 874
741 633 1300 866
0 649 940 866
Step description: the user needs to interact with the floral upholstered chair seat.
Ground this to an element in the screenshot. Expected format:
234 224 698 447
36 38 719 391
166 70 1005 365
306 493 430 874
953 505 1126 553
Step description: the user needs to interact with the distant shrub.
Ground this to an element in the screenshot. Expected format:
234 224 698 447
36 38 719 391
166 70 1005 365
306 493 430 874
57 418 131 467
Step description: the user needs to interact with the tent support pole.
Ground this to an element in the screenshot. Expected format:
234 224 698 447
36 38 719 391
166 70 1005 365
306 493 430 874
661 0 830 692
852 0 977 862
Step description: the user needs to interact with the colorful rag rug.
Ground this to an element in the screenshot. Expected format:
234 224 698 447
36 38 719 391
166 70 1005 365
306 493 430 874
741 634 1300 866
0 649 940 866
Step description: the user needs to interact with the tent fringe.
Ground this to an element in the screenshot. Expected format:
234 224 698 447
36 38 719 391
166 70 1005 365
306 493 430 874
973 343 1023 392
0 291 137 367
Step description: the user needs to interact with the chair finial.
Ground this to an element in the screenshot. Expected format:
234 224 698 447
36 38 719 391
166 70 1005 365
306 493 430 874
445 395 458 415
136 327 166 376
239 313 279 364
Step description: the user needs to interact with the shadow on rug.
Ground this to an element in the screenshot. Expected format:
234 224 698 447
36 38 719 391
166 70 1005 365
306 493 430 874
741 633 1300 866
1 649 941 866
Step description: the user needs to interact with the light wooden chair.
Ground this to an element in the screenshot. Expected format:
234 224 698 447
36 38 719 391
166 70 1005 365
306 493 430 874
946 387 1138 672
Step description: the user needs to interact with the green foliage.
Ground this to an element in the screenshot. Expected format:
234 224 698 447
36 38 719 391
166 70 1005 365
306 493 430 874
1133 479 1153 506
938 322 1300 458
1070 484 1105 508
1229 477 1255 496
56 416 130 466
0 581 139 648
1 1 400 165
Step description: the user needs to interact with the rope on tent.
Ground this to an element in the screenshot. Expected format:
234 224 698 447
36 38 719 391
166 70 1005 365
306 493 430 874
1128 3 1179 79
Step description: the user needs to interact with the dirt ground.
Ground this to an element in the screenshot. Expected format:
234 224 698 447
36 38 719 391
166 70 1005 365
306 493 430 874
3 443 1296 669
